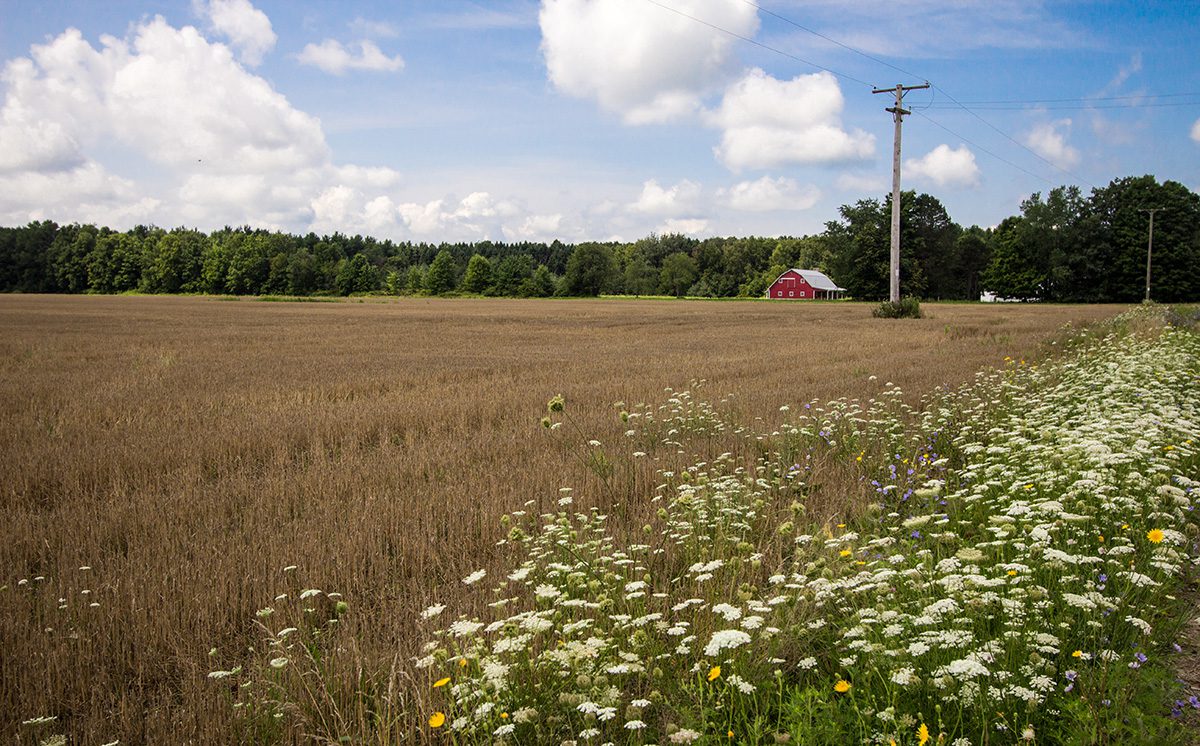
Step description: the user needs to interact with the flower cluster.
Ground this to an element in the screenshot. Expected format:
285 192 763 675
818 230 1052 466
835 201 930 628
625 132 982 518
414 308 1199 743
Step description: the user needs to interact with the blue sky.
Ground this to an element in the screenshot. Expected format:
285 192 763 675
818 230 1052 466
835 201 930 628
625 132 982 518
1 0 1197 242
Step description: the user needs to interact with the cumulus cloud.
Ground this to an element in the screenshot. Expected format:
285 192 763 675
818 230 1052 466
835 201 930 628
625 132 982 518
708 69 874 171
904 144 980 188
539 0 757 124
503 213 565 242
659 218 710 236
719 176 820 212
1025 119 1080 169
391 192 523 240
630 179 703 216
296 39 404 75
194 0 276 66
0 16 417 231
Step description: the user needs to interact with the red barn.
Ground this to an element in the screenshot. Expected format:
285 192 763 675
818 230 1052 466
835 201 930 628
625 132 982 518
767 268 845 300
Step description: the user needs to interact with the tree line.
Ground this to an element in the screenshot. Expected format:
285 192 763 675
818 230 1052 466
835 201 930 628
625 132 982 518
1 175 1196 301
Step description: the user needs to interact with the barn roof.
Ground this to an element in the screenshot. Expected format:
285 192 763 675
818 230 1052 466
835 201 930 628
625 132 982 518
774 268 844 292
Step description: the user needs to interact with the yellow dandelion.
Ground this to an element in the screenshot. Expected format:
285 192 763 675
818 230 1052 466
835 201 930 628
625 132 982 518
459 658 469 668
1007 570 1018 577
1024 484 1034 490
836 523 846 529
708 665 721 682
728 730 735 739
834 679 851 693
917 723 930 746
1121 523 1130 530
433 677 450 688
1098 535 1105 543
500 712 508 719
1072 650 1082 658
1148 528 1165 544
429 712 445 728
840 549 853 558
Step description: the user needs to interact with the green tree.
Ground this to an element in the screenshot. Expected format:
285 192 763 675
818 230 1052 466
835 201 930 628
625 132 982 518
141 228 205 294
982 186 1084 300
405 265 426 294
425 249 457 294
461 253 494 294
622 249 658 296
48 224 96 293
659 252 699 297
494 254 534 296
562 243 616 296
1074 175 1200 303
525 264 557 297
336 253 380 295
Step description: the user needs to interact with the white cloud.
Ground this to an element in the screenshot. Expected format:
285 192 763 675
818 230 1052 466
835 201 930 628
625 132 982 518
0 17 403 232
659 218 710 236
1025 119 1080 170
719 176 820 212
0 162 160 227
391 192 525 240
904 144 980 188
1191 118 1200 143
296 39 404 75
503 214 565 242
539 0 757 124
194 0 276 66
630 179 702 216
708 69 874 171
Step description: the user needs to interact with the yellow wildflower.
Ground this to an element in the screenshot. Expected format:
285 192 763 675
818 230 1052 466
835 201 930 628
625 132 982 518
840 549 853 558
708 665 721 682
1072 650 1082 658
433 677 450 688
834 679 851 693
1148 528 1165 544
429 712 445 728
918 723 930 745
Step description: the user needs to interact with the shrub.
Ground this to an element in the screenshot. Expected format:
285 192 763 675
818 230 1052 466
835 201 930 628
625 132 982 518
872 296 922 318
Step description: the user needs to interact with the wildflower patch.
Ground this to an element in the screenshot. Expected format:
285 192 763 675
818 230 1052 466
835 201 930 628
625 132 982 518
409 308 1200 744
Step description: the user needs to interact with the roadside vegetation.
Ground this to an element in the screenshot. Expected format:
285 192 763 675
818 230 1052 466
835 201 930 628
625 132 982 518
2 297 1174 744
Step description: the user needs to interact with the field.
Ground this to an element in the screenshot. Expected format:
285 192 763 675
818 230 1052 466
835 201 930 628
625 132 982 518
0 296 1132 742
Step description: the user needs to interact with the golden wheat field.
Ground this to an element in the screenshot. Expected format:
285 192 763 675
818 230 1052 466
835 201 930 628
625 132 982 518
0 295 1121 743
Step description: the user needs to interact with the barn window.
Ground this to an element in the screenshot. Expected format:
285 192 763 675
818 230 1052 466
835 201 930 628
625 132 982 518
799 291 806 298
788 291 794 297
776 290 783 297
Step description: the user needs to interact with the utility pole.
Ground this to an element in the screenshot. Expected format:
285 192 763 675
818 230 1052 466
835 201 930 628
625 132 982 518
873 82 929 304
1139 208 1164 302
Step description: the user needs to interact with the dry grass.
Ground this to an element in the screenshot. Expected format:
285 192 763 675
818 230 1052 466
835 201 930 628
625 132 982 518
0 295 1120 743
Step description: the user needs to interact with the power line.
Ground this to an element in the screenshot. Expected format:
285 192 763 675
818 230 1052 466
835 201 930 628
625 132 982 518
645 0 1106 189
911 110 1061 188
927 84 1096 189
925 100 1200 111
737 0 925 83
640 0 874 88
929 92 1200 105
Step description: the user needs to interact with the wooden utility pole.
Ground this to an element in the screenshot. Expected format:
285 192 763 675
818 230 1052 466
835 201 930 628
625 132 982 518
873 82 929 303
1140 208 1164 301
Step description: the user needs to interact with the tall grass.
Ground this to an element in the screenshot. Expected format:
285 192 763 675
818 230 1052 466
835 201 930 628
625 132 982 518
0 295 1121 743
